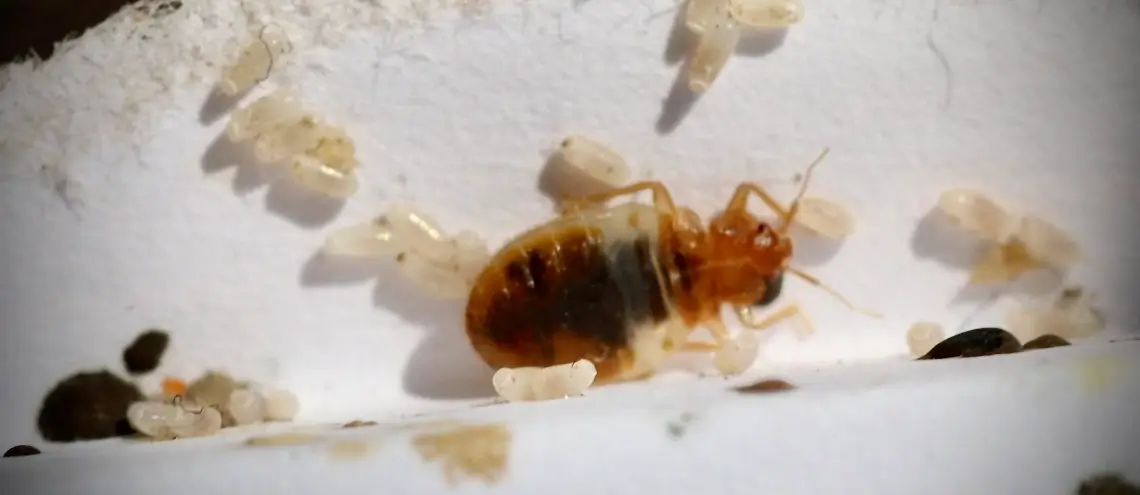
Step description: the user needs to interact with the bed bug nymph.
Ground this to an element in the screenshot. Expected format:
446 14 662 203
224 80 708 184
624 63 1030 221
465 148 878 385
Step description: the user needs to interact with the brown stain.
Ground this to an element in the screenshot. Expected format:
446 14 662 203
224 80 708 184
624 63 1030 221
37 370 142 443
342 420 378 429
412 423 511 487
734 378 796 394
1078 472 1140 494
917 327 1022 360
122 328 171 375
328 440 375 460
244 432 322 447
1021 334 1071 350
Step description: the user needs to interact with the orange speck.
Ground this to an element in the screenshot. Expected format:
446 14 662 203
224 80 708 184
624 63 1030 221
162 377 187 398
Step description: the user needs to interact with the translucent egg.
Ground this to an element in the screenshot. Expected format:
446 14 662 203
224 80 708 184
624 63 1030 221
794 196 855 238
688 11 742 93
937 188 1016 242
252 116 324 164
290 154 360 198
492 366 544 402
492 359 597 403
219 28 292 96
1016 215 1081 270
906 321 945 357
713 332 760 375
553 135 631 190
168 406 223 439
263 389 300 421
685 0 725 34
397 252 473 299
225 90 305 143
227 389 266 426
968 239 1042 285
728 0 804 27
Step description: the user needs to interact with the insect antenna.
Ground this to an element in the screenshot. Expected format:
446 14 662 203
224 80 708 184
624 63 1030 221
778 146 830 235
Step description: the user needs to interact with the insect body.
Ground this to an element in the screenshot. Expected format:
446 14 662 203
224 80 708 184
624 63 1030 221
465 149 875 384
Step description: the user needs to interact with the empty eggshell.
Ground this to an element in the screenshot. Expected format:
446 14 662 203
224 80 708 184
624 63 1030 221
538 359 598 398
728 0 804 27
226 90 306 143
968 239 1043 285
937 188 1016 242
688 7 742 93
290 154 359 199
685 0 725 34
219 28 292 96
794 196 855 238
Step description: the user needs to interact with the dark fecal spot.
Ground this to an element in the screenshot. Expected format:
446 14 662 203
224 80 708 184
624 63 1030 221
526 250 548 293
343 420 378 429
122 328 170 375
1022 334 1072 351
751 272 784 307
37 370 143 443
917 327 1022 360
1078 473 1140 495
734 378 796 394
3 445 41 457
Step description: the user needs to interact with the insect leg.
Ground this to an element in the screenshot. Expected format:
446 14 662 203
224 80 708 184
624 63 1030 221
560 181 678 217
735 303 814 335
726 147 830 233
680 316 730 352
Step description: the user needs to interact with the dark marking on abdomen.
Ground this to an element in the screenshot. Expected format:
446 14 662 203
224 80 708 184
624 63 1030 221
751 271 784 307
482 228 671 361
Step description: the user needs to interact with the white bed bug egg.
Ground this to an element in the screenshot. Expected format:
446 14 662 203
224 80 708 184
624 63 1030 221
906 321 945 357
728 0 805 27
322 203 446 257
688 2 742 93
491 366 543 402
290 154 360 198
127 401 177 440
550 135 632 195
685 0 723 34
288 123 360 198
968 239 1042 285
793 196 856 239
937 188 1017 243
395 231 491 299
227 389 267 426
167 406 224 439
252 115 326 164
219 27 293 96
1015 214 1081 270
536 359 598 399
225 89 306 143
263 389 300 422
713 332 760 375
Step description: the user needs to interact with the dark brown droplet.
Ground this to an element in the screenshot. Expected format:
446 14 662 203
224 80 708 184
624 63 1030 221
343 420 378 429
917 327 1022 360
734 378 796 394
37 370 143 443
1022 334 1071 351
122 329 170 375
3 445 41 457
1078 473 1140 495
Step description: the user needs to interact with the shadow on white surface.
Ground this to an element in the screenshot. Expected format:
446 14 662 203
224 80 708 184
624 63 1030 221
198 87 248 126
200 131 347 229
299 250 496 400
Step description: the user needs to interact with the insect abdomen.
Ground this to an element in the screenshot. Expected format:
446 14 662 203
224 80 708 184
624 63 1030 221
465 208 676 382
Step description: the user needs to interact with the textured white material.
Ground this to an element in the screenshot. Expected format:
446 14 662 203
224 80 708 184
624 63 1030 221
1 0 1139 490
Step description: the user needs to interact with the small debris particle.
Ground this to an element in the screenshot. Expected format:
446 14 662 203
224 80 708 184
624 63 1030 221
37 370 143 442
412 424 511 486
342 420 378 429
665 412 695 440
1078 473 1140 495
917 327 1022 360
1022 334 1072 351
3 445 41 457
734 378 796 394
244 432 322 447
122 329 170 375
